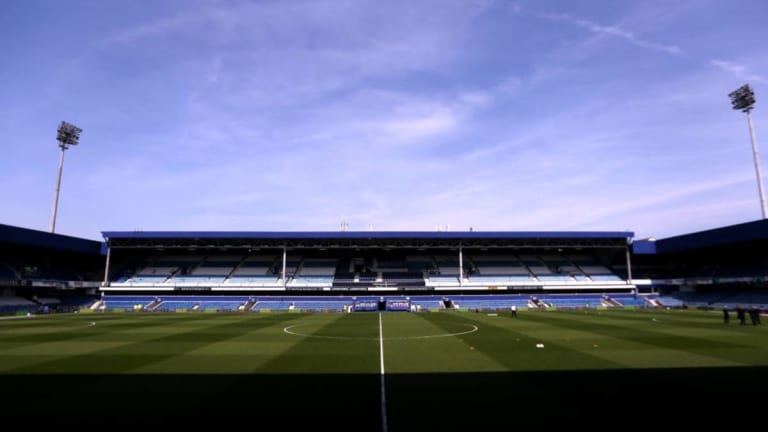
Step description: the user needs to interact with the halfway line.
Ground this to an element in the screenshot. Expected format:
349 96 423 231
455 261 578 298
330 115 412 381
379 312 388 432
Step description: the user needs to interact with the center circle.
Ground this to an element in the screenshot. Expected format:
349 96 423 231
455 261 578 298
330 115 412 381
283 323 479 340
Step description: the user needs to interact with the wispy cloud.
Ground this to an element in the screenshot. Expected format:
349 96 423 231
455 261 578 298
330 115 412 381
372 109 458 143
571 173 755 225
711 60 768 84
102 11 201 45
540 13 682 55
539 11 767 90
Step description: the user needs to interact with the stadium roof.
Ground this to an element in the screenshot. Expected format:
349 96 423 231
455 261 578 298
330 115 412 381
101 230 633 249
633 219 768 254
0 223 102 255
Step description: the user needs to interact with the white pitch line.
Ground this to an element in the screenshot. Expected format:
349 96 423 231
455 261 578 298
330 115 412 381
282 323 478 340
379 312 388 432
282 316 481 432
0 314 35 320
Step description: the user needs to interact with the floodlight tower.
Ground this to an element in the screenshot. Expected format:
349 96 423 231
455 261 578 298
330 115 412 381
729 84 766 219
50 121 83 233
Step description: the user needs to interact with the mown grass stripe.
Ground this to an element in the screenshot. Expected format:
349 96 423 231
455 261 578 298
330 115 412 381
518 310 768 366
484 310 738 368
0 313 207 344
258 312 378 374
418 311 624 371
382 312 504 373
5 313 303 374
133 314 329 373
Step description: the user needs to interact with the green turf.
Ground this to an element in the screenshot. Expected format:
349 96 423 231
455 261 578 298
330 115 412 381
1 309 766 428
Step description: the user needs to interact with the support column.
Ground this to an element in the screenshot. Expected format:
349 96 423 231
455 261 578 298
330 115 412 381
50 146 66 233
746 111 768 218
625 244 633 286
458 245 463 288
282 245 288 290
103 245 112 286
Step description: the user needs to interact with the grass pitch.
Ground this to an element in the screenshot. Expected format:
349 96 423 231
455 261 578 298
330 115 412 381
1 309 766 429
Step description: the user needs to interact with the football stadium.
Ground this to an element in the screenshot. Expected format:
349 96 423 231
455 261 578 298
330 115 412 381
4 1 768 430
1 221 767 429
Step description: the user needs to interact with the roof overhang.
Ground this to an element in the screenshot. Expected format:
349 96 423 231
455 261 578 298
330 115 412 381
1 223 102 255
653 219 768 254
101 230 633 250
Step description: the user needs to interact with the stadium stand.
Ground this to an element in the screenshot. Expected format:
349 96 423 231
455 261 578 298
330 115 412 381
0 224 102 315
632 219 768 310
102 230 634 295
3 219 767 314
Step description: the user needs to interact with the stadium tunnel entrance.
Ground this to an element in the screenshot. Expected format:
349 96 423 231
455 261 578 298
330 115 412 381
352 297 411 312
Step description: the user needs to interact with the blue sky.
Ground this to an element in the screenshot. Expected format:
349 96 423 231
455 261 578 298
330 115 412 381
2 0 767 241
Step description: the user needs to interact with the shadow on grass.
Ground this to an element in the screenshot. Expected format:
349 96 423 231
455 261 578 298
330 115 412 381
2 367 766 430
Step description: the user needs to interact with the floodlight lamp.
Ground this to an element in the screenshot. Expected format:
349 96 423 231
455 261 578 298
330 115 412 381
56 121 83 147
729 84 756 113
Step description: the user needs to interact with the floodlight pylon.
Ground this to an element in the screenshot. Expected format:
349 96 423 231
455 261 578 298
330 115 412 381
729 84 766 219
50 121 83 233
